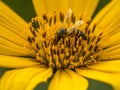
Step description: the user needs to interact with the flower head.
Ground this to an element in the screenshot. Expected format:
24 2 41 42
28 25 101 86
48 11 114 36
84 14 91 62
0 0 120 90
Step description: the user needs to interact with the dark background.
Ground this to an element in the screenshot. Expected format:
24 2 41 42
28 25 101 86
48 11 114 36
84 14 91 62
1 0 112 90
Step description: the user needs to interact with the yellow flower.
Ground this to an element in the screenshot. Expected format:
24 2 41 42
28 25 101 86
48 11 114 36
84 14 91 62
0 0 120 90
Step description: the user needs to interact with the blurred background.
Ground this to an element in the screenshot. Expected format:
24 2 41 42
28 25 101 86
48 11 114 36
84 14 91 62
1 0 112 90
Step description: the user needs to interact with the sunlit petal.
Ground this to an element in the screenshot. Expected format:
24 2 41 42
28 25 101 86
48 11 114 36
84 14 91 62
76 68 120 90
90 0 120 44
0 1 27 31
32 0 99 19
0 0 120 90
48 69 88 90
0 55 39 68
87 60 120 72
91 0 120 34
0 1 32 56
0 1 27 39
0 66 52 90
25 67 52 90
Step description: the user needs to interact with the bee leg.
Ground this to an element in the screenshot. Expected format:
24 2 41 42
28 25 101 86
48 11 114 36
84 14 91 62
54 34 61 44
78 31 87 40
81 33 87 40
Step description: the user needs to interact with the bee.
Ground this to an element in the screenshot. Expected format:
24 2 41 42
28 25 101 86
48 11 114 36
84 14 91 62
66 20 87 39
54 20 87 44
66 22 87 40
53 9 87 44
67 27 87 39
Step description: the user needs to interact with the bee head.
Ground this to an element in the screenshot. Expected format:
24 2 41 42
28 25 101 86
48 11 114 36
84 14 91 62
58 27 67 35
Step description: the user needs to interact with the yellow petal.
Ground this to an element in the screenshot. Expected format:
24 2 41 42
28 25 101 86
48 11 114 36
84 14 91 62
0 79 1 90
99 51 120 60
48 69 88 90
0 55 39 68
32 0 99 19
87 0 120 50
103 44 120 54
0 37 30 56
87 60 120 73
90 0 120 36
106 47 120 56
65 69 88 90
76 68 120 90
99 44 120 60
25 67 52 90
0 66 52 90
0 25 27 47
99 31 120 49
0 2 33 56
0 23 35 56
0 1 28 45
0 1 27 32
77 0 99 19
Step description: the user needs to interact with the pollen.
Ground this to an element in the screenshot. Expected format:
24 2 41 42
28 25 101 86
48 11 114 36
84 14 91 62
26 10 103 71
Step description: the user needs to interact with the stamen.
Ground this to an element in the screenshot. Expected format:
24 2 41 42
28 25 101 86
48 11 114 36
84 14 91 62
26 10 103 71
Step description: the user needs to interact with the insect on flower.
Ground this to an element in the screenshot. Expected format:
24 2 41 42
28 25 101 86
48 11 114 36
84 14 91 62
67 20 87 39
1 0 120 90
54 20 87 44
53 9 87 44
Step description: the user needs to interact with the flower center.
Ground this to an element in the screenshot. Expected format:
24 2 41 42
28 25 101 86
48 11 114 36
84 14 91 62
26 10 103 71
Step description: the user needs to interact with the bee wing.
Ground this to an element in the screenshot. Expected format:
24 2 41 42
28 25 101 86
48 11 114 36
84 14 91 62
74 20 84 27
67 20 84 33
67 27 75 34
